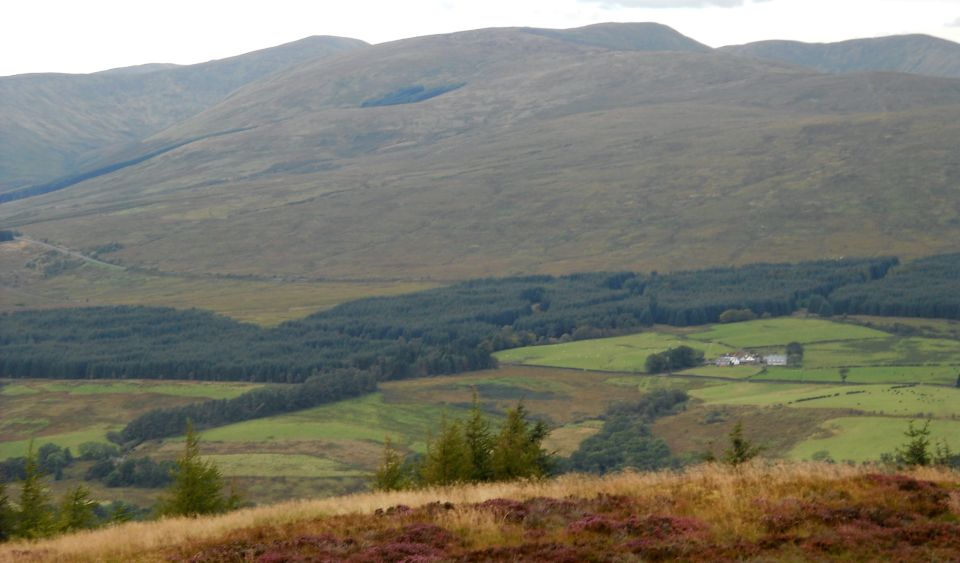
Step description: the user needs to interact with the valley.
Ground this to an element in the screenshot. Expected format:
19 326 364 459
4 315 958 507
3 19 960 557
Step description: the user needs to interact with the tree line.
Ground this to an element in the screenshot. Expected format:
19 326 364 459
0 254 943 441
0 426 238 542
566 390 689 473
118 369 377 443
0 442 174 490
830 253 960 320
373 396 552 490
0 256 901 385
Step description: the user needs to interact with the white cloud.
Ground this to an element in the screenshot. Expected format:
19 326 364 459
579 0 770 8
2 0 959 76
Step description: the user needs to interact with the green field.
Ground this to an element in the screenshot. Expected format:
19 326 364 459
762 365 960 385
802 337 960 369
0 426 114 460
787 417 960 462
676 365 765 379
691 382 960 418
205 454 367 478
194 393 462 452
495 317 960 384
494 332 732 372
494 316 960 464
685 317 889 347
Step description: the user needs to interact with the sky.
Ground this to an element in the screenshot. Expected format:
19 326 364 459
2 0 960 76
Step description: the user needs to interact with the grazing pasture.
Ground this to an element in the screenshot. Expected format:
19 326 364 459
788 416 960 462
685 317 889 347
690 382 960 418
0 379 262 459
130 366 661 503
493 332 730 372
496 316 960 463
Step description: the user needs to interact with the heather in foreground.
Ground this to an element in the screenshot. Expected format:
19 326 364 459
3 462 959 562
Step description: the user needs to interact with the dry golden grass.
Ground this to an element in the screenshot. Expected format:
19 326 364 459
4 461 958 562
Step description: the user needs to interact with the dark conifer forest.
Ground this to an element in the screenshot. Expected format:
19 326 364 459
0 256 903 384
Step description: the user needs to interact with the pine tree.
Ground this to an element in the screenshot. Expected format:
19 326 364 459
723 421 761 466
491 402 549 480
107 501 136 524
420 415 471 486
158 421 236 517
373 437 408 491
934 439 954 467
0 479 14 542
896 419 932 466
17 441 54 539
463 391 493 482
57 485 96 533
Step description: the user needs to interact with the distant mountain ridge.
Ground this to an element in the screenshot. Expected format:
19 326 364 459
0 35 368 191
520 22 711 52
96 63 183 75
3 24 960 285
720 34 960 79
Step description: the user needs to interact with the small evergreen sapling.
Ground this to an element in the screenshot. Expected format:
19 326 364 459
0 479 14 542
57 485 96 532
17 441 55 539
463 391 493 482
158 421 238 517
420 415 472 486
491 402 550 480
373 437 408 491
896 419 932 466
723 421 761 466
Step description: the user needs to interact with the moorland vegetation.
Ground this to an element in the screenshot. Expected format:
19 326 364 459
3 461 960 561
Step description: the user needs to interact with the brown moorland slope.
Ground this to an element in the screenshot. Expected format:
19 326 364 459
3 462 958 562
0 35 367 191
3 25 960 285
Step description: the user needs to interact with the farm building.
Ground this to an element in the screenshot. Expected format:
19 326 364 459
764 354 788 366
714 351 761 366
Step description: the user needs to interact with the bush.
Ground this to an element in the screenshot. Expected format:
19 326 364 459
645 346 704 374
719 309 757 323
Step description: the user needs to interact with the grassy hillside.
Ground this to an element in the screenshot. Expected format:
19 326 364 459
0 237 435 324
3 463 958 562
0 379 263 459
0 366 670 504
130 367 670 503
721 34 960 79
4 26 960 287
0 36 367 191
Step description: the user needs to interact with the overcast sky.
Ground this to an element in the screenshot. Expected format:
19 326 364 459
3 0 960 76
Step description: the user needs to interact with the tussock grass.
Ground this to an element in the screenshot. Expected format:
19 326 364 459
4 461 958 562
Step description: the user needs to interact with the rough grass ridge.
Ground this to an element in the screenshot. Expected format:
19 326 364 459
3 461 959 562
